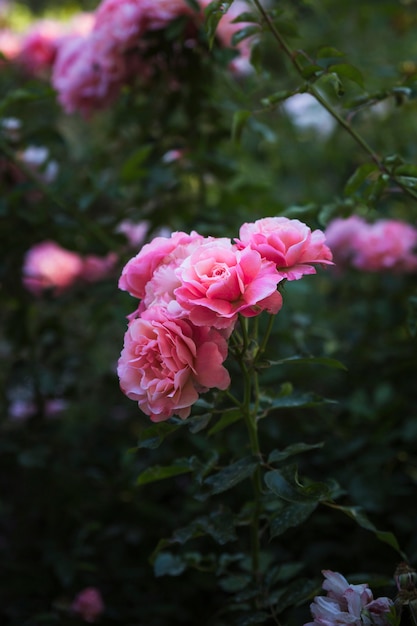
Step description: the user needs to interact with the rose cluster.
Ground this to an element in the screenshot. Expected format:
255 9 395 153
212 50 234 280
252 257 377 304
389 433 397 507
117 217 332 422
305 570 394 626
0 0 255 117
325 215 417 273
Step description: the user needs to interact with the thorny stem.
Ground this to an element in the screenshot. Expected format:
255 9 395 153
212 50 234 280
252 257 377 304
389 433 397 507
251 0 417 203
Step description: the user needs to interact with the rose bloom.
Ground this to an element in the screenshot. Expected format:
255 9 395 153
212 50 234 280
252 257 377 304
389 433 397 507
80 252 118 282
0 29 22 61
115 218 149 248
71 587 104 623
236 217 333 281
118 230 204 300
18 19 66 75
118 307 230 421
324 215 368 268
352 219 417 273
305 570 394 626
52 33 124 116
22 241 83 296
174 238 284 329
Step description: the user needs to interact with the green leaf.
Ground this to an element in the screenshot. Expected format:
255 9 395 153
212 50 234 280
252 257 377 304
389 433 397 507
137 421 182 449
231 25 261 47
208 407 242 435
153 552 186 577
268 442 324 464
137 460 192 485
230 11 259 24
270 501 317 538
264 468 333 503
329 63 364 88
324 503 407 559
204 0 234 49
236 612 271 625
317 46 346 59
173 510 237 545
269 355 347 371
120 145 152 182
261 90 295 107
261 391 333 412
204 456 258 495
344 163 378 196
231 109 252 143
218 574 252 592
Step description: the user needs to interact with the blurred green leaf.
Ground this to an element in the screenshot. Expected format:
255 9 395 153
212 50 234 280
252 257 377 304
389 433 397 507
204 457 258 495
137 460 192 485
268 442 324 464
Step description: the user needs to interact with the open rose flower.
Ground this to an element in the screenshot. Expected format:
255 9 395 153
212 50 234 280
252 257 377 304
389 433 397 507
118 230 204 301
174 239 284 329
236 217 333 281
324 215 368 269
118 307 230 421
22 241 84 296
305 570 395 626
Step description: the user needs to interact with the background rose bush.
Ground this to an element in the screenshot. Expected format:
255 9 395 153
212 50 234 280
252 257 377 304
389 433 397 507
1 0 417 624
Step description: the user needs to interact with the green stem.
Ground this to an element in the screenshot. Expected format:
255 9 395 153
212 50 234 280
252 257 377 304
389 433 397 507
252 0 417 203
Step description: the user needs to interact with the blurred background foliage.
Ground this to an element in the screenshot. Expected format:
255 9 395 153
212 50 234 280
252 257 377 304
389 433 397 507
1 0 417 624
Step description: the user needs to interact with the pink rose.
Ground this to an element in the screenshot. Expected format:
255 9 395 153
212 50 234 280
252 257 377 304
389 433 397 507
304 570 394 626
236 217 333 280
22 241 83 296
81 252 118 282
71 587 104 623
94 0 143 51
353 219 417 273
0 29 22 62
115 219 149 248
118 230 204 300
52 34 123 116
324 215 368 268
18 19 66 75
174 239 283 329
118 307 230 421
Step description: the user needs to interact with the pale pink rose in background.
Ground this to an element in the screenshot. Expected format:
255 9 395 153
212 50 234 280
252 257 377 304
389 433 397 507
324 215 368 268
8 398 67 422
118 230 203 300
68 12 95 37
353 219 417 273
94 0 143 51
133 0 194 32
71 587 104 623
23 241 84 296
81 252 118 282
0 29 22 61
18 19 66 75
52 34 123 116
1 117 21 142
304 570 394 626
325 216 417 273
174 239 283 329
118 307 230 421
115 219 149 248
236 217 333 280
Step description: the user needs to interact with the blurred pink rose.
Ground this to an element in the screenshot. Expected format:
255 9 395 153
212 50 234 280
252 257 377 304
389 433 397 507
81 252 118 282
353 219 417 273
0 29 21 61
175 239 283 329
325 216 417 273
52 34 123 116
71 587 104 623
236 217 333 280
115 219 149 248
305 570 394 626
94 0 143 51
118 307 230 421
23 241 83 296
119 230 203 300
18 19 66 75
324 215 368 268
